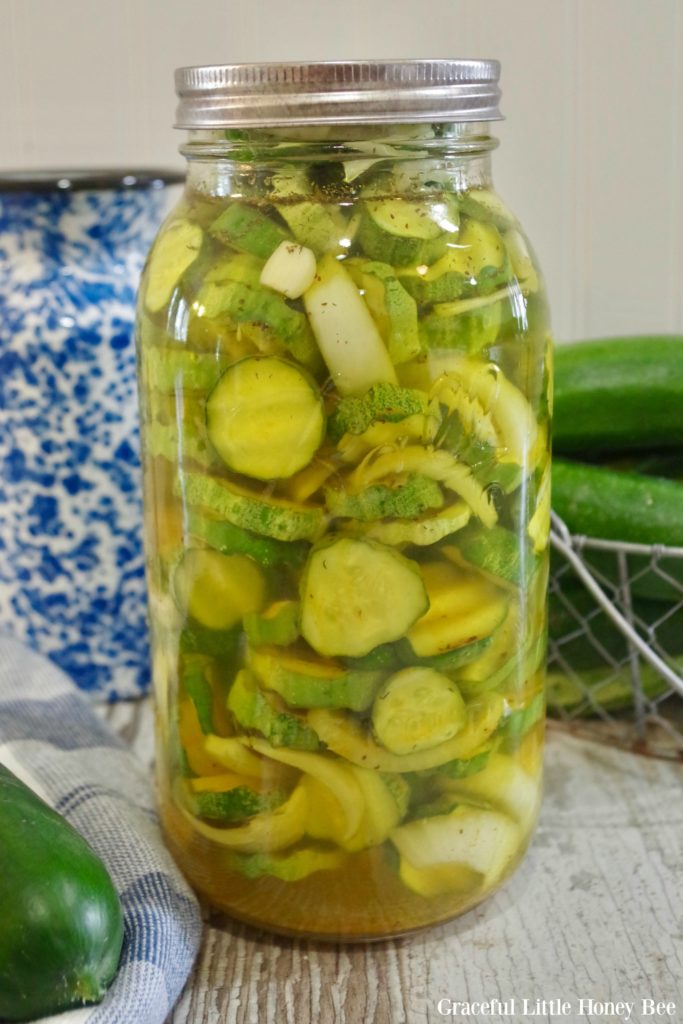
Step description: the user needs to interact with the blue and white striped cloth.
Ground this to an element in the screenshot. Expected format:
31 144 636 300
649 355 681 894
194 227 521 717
0 635 202 1024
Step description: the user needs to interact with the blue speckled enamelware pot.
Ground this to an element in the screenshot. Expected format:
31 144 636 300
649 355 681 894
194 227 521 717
0 170 183 697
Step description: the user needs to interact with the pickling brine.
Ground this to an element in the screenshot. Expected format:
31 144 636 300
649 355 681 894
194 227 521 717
137 61 551 940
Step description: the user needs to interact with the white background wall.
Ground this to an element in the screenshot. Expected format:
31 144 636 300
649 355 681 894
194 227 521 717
1 0 682 344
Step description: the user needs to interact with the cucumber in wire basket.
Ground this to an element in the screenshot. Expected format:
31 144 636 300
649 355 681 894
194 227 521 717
551 458 683 548
551 458 683 602
553 335 683 455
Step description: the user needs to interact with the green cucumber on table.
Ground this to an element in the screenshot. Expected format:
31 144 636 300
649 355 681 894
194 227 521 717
0 763 123 1022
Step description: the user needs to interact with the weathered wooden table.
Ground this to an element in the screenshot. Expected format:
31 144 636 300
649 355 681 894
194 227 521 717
104 701 683 1024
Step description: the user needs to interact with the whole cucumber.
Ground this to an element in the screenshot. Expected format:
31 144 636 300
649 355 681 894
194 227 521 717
552 457 683 548
0 763 124 1022
554 335 683 454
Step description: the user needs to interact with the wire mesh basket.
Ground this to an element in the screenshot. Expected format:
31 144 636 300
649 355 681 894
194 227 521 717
547 511 683 760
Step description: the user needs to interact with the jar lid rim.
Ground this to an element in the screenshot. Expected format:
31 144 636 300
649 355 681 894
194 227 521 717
0 169 184 193
174 59 502 129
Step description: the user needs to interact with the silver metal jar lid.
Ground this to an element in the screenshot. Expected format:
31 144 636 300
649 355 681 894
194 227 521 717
174 59 502 129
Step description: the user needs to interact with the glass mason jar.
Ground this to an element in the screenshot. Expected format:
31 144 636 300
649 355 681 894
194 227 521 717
136 60 551 940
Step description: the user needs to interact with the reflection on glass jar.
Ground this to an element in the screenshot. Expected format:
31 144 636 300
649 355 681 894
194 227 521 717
136 60 552 940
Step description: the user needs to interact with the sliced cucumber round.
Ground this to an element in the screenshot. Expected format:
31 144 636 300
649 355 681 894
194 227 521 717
207 356 325 480
300 537 428 658
372 667 467 755
358 199 451 266
181 472 327 542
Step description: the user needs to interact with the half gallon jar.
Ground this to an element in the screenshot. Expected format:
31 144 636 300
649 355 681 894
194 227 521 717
136 59 551 940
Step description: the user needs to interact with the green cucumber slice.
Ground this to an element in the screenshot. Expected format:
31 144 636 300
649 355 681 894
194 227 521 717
144 347 229 393
279 202 347 254
448 218 508 285
504 229 539 294
325 475 445 521
181 473 327 542
248 644 384 712
357 199 452 266
188 510 309 568
396 635 491 671
209 202 290 258
178 782 309 852
144 220 203 313
197 276 321 372
179 626 241 660
228 669 321 750
206 357 325 480
228 845 345 881
328 382 428 442
145 419 219 470
300 537 428 658
187 775 288 822
460 189 517 229
182 660 214 734
308 692 504 773
372 667 467 755
442 524 535 589
269 168 348 254
244 601 300 648
498 693 545 739
397 249 469 303
343 644 401 671
345 258 421 364
346 445 496 528
420 293 503 353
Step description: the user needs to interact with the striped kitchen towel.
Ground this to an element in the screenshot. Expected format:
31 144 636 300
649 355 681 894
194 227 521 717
0 635 202 1024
